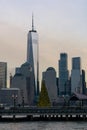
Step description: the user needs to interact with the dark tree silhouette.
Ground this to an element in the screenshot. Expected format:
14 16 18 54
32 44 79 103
37 80 51 107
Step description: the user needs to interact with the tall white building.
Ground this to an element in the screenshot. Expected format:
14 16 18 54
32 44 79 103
27 15 39 98
0 62 7 88
71 57 82 93
42 67 58 105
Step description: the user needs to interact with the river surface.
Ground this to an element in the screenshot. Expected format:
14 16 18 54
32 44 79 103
0 121 87 130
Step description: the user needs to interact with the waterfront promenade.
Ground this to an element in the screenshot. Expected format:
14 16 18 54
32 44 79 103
0 106 87 121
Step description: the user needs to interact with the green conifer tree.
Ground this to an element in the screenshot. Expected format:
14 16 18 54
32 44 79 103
37 80 51 107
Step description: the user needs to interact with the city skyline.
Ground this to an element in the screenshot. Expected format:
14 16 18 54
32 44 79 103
0 0 87 86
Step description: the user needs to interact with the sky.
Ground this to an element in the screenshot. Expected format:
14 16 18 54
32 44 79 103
0 0 87 87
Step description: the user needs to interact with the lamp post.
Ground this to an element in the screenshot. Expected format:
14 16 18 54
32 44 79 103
22 96 24 107
12 94 18 108
62 95 66 107
21 89 24 107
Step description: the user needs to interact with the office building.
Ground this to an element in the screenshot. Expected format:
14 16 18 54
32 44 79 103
0 88 20 106
58 53 69 95
0 62 7 88
27 15 39 98
42 67 58 105
71 57 82 93
11 16 39 105
82 70 86 94
65 79 71 96
11 62 33 105
56 77 59 96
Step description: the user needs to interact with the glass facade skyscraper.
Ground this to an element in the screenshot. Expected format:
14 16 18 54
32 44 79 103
11 16 39 105
71 57 82 93
27 16 39 100
0 62 7 88
59 53 69 95
72 57 81 70
42 67 58 105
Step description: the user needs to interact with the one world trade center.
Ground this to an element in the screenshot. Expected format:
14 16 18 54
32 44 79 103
27 15 39 105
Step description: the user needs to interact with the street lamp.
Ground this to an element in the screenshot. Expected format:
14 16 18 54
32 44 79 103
22 96 24 107
62 95 66 107
12 94 18 108
21 89 25 107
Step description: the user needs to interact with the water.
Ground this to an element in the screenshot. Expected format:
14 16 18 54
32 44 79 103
0 121 87 130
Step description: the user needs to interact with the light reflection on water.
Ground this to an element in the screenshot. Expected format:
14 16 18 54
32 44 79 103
0 121 87 130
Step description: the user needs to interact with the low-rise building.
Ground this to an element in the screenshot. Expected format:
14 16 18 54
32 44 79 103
0 88 21 106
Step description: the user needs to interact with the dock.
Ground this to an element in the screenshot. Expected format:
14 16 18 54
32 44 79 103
0 106 87 121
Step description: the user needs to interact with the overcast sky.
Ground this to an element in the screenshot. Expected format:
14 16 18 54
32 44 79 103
0 0 87 86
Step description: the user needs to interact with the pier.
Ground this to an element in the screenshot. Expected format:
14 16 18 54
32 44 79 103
0 106 87 121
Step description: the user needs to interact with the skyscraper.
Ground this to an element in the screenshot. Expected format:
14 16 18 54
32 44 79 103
82 70 86 94
27 15 39 98
59 53 69 95
11 16 39 106
71 57 82 93
0 62 7 88
11 62 34 105
42 67 58 105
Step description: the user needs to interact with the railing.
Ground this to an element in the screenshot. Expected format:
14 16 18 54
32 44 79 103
0 106 87 115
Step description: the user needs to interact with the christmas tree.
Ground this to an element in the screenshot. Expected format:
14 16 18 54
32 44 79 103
37 80 51 107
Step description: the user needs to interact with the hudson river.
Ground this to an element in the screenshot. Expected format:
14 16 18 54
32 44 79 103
0 121 87 130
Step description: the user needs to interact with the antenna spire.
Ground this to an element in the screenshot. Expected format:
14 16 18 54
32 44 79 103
32 13 34 31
